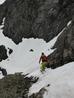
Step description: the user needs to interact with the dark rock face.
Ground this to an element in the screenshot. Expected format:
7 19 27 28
47 21 74 69
0 0 74 44
0 73 39 98
0 45 8 61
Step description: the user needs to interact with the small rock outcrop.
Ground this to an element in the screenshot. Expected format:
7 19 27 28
8 48 13 55
0 45 8 61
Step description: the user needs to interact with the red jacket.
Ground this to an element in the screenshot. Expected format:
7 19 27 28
39 55 48 63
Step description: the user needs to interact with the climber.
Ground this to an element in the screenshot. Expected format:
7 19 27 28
39 52 48 72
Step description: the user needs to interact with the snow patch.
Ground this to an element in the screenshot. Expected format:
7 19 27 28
67 20 72 27
0 0 6 5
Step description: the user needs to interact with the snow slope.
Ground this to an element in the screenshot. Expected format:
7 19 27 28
0 18 74 98
29 62 74 98
44 62 74 98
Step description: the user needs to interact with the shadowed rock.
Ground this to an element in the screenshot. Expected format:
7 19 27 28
47 20 74 69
